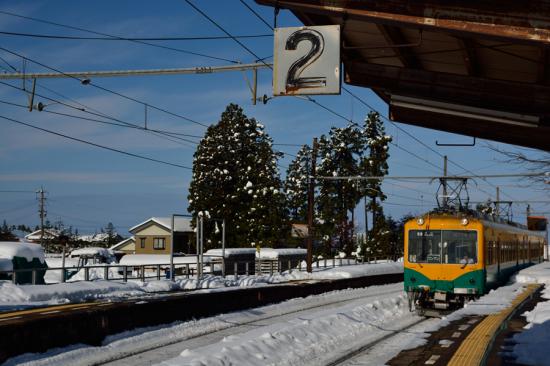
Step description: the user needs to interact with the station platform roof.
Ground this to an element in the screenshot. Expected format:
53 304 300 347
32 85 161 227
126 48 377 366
256 0 550 151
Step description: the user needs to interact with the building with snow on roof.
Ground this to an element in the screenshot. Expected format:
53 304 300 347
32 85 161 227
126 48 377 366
24 228 60 243
129 217 194 255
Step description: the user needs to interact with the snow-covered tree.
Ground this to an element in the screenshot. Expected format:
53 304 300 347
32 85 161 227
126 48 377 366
317 123 366 255
284 144 311 222
188 104 288 250
0 220 17 241
360 111 392 256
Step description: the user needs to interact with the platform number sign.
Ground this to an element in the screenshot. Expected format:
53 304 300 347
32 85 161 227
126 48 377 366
274 25 340 96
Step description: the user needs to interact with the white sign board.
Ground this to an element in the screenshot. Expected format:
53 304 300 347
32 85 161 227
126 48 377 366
273 25 340 96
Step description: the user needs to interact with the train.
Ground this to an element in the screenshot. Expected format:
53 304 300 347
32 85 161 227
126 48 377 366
404 211 547 311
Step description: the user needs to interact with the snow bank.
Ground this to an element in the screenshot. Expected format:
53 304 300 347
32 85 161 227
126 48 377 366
0 262 404 309
161 285 418 366
205 248 255 257
268 260 403 283
0 280 144 308
1 284 411 366
119 254 211 266
516 262 550 285
0 242 45 264
510 262 550 365
70 247 115 261
256 248 306 259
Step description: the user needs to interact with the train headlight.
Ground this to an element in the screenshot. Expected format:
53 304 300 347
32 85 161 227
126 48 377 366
417 218 425 225
461 218 469 226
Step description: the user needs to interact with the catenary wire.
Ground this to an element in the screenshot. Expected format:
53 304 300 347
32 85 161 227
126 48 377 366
238 1 519 203
0 114 192 170
0 46 210 128
0 10 241 64
0 30 272 41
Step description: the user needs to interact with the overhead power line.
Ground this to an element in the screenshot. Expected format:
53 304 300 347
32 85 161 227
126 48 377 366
0 30 272 41
0 10 240 64
0 98 201 143
184 0 351 123
237 2 513 201
0 46 209 128
0 190 36 193
237 1 452 177
0 114 192 170
314 172 547 181
0 80 200 147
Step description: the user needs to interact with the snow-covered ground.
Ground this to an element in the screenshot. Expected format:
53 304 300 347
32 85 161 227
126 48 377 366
5 261 550 366
0 261 403 311
511 262 550 365
3 283 416 366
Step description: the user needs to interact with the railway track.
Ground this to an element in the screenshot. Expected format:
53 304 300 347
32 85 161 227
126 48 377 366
324 317 431 366
6 284 405 366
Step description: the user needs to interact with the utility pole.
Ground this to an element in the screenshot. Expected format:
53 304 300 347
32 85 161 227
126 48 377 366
442 156 448 208
37 187 46 250
306 138 318 273
496 186 500 217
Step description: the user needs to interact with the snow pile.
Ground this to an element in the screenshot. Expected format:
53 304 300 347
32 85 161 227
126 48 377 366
0 280 145 309
70 247 115 262
2 285 410 366
119 254 211 266
516 262 550 285
204 248 255 257
160 288 418 366
510 262 550 365
0 262 403 309
268 260 403 282
256 248 306 259
0 242 45 264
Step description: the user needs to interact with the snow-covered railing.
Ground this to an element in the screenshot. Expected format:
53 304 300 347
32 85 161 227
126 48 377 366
0 256 397 285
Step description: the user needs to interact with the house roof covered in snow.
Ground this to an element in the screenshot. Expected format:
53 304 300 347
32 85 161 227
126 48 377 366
24 229 59 241
110 237 135 251
129 217 193 234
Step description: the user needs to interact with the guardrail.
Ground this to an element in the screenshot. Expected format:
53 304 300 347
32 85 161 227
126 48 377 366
0 256 396 285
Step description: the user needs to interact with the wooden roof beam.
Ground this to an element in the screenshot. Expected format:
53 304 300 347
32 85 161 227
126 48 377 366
456 38 480 77
256 0 550 46
377 25 421 69
344 60 550 115
538 47 550 84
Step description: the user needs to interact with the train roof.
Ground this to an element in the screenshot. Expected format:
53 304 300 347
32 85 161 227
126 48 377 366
416 208 533 231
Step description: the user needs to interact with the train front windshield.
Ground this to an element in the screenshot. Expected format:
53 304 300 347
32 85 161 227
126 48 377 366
408 230 477 264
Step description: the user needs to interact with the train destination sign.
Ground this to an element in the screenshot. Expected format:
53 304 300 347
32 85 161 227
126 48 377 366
273 25 340 96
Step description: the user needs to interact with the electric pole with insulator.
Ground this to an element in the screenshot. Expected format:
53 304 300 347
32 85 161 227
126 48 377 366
306 138 318 273
37 187 47 251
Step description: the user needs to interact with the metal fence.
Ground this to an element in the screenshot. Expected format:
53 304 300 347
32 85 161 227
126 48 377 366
0 256 395 285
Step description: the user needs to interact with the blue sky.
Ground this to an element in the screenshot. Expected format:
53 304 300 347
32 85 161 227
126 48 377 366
0 0 547 236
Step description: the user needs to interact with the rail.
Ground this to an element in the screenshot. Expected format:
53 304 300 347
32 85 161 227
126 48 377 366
0 256 396 285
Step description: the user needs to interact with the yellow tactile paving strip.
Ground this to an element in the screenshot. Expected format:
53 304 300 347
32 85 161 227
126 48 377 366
448 283 541 366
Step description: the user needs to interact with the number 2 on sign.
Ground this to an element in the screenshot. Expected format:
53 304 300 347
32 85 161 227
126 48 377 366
285 29 326 91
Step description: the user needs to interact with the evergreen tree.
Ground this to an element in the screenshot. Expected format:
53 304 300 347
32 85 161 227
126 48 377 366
360 111 392 256
284 144 312 222
316 123 366 255
0 220 17 241
105 222 116 246
188 104 288 250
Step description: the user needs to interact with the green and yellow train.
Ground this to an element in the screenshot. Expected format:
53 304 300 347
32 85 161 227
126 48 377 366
404 212 547 310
